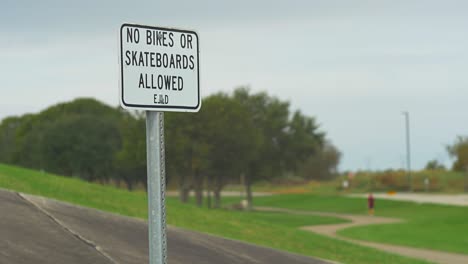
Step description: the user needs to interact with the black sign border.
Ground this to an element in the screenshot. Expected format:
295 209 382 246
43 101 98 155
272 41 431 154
120 23 201 111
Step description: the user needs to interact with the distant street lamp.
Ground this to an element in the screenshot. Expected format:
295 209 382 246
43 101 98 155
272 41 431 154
402 111 412 192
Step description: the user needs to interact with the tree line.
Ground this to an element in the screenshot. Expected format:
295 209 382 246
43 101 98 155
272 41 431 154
0 88 341 208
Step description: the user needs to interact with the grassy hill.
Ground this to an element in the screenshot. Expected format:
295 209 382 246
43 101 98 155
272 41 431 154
0 163 430 264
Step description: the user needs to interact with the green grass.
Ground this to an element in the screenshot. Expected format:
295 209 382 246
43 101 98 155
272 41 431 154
167 200 429 264
254 194 468 255
0 163 431 264
0 163 149 218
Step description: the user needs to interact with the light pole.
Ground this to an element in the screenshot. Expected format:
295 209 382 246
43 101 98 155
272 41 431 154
402 111 412 192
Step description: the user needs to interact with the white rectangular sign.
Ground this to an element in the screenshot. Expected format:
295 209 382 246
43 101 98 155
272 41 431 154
119 24 200 112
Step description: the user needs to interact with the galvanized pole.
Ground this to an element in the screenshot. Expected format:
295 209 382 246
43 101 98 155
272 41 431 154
403 111 412 192
146 111 167 264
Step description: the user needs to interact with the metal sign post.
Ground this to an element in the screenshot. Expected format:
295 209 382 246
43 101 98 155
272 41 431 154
146 111 167 264
119 23 200 264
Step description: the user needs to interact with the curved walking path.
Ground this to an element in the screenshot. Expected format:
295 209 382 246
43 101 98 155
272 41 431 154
256 207 468 264
349 193 468 207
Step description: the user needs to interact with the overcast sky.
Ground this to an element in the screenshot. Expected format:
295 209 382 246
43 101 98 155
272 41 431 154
1 0 468 171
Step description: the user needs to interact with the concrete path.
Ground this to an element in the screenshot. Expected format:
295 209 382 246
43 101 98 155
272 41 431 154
349 193 468 207
257 207 468 264
0 189 328 264
166 190 273 197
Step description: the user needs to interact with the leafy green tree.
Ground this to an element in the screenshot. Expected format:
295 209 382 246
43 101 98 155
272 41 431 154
201 93 259 208
0 92 338 201
424 159 446 171
447 136 468 171
114 111 146 190
284 111 324 173
233 88 291 208
233 88 326 208
166 111 211 205
0 98 125 184
0 116 23 163
12 114 43 168
40 115 121 182
299 140 341 181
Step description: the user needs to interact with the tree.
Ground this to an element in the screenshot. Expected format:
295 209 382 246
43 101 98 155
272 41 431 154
424 159 446 171
165 110 211 205
0 93 337 201
201 93 259 208
0 116 23 163
115 110 146 190
233 88 292 208
299 140 341 181
284 111 324 174
40 115 121 182
447 136 468 171
232 88 327 208
0 98 127 184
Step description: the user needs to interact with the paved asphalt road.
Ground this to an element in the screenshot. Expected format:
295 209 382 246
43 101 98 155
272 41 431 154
0 189 330 264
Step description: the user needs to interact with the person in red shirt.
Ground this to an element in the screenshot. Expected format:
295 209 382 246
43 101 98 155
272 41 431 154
368 193 375 216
